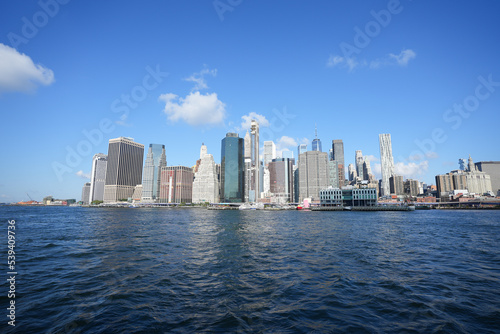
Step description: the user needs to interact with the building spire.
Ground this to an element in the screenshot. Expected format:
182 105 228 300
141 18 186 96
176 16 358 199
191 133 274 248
315 123 318 139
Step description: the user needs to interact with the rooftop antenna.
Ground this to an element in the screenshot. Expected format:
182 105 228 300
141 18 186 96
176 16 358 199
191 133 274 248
315 124 318 139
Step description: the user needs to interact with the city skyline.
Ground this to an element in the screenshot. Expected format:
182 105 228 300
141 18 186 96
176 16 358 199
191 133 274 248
1 1 500 202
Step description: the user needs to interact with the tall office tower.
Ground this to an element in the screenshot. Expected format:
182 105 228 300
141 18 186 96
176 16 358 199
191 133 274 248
348 163 357 181
192 144 220 203
244 131 251 159
329 148 334 161
293 166 299 202
404 179 420 197
363 159 373 181
331 139 345 187
141 144 167 203
475 161 500 196
159 166 193 203
298 144 307 159
104 137 144 203
269 158 295 203
379 134 395 197
89 153 107 204
263 141 277 166
389 174 404 195
355 150 364 180
312 125 322 152
298 151 329 202
249 120 260 202
81 182 91 205
435 174 454 198
221 133 245 203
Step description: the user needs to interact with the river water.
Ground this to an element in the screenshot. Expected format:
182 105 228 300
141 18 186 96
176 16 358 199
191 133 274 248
1 207 499 333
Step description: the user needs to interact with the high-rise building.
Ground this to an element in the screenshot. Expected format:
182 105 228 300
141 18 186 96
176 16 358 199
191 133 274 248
89 153 107 204
263 141 277 166
363 159 373 181
435 174 455 198
249 120 260 201
331 140 345 187
221 133 245 202
348 163 357 181
312 125 322 152
404 179 421 197
104 137 144 203
328 160 339 188
81 182 91 205
141 144 167 203
159 166 193 203
244 131 251 159
465 156 492 195
355 150 364 180
298 144 307 159
269 158 294 202
389 174 404 195
298 151 329 202
459 158 466 171
379 134 395 197
475 161 500 195
192 144 220 204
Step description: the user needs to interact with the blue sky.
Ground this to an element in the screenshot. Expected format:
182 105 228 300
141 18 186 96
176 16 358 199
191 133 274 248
1 0 499 202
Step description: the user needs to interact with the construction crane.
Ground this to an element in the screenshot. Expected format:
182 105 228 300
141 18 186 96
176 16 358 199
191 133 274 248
26 193 34 201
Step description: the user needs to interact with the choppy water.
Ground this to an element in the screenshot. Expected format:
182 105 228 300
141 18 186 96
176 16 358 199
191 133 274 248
1 206 499 333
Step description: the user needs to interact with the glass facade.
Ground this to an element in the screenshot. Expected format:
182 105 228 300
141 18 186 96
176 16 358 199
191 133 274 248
221 133 244 202
142 144 166 202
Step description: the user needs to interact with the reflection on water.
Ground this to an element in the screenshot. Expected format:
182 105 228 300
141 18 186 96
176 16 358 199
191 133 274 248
1 207 499 333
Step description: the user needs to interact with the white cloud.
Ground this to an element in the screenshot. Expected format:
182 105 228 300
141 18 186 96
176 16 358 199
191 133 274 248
0 43 55 94
184 66 217 91
1 194 8 198
371 162 382 180
389 49 416 66
239 112 270 131
328 49 416 72
160 91 226 126
394 160 429 179
277 136 297 149
76 170 90 179
364 155 379 163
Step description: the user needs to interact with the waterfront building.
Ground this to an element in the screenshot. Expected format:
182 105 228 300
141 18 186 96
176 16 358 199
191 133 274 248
244 131 251 159
221 133 245 202
89 153 107 204
269 158 294 202
465 156 492 195
298 151 329 202
389 174 404 195
331 139 345 187
263 141 276 166
262 166 270 197
104 137 144 203
132 184 142 202
192 144 220 204
159 166 193 203
435 173 455 198
328 160 339 188
141 144 167 203
319 186 377 207
293 166 299 202
355 150 364 180
475 161 500 196
249 120 260 201
452 173 467 190
379 134 395 197
81 183 90 205
404 179 420 197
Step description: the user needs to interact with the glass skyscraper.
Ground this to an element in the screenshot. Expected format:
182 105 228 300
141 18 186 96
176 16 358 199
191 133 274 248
331 139 345 187
141 144 167 203
221 133 245 202
89 153 107 204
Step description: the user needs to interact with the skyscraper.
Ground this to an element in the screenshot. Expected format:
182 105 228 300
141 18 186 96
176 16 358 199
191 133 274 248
355 150 364 180
348 163 357 181
249 120 260 201
331 139 345 187
263 141 276 166
141 144 167 203
269 158 295 202
104 137 144 203
81 182 91 205
298 151 329 202
379 134 395 197
221 133 245 202
312 125 322 152
159 166 193 203
89 153 107 204
192 144 220 204
298 144 307 159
